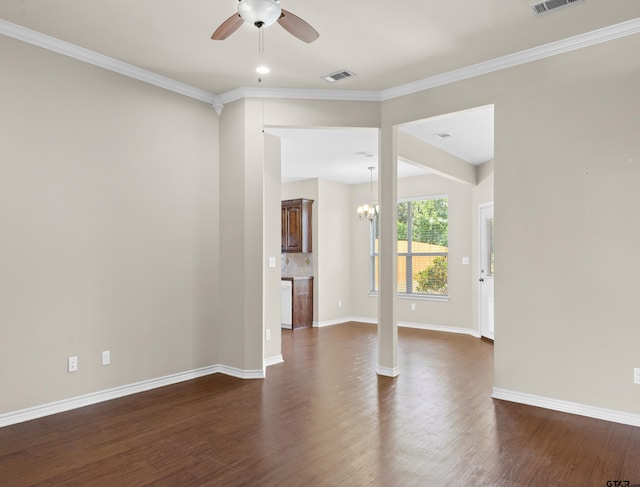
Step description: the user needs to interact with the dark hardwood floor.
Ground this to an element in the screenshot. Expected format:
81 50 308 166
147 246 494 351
1 322 639 486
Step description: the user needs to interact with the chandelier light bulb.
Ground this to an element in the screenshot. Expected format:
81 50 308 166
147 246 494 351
256 65 270 74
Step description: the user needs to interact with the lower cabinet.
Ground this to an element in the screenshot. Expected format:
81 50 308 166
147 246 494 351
282 277 313 329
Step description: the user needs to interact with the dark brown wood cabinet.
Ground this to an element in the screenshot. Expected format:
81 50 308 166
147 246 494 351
283 277 313 329
281 199 313 253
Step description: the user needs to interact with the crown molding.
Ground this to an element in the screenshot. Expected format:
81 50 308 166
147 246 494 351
2 17 639 107
219 86 381 104
379 17 640 101
0 18 219 105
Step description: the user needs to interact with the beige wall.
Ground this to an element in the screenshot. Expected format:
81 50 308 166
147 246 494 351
0 36 220 414
218 99 264 373
495 39 640 412
351 174 474 328
281 179 319 201
281 178 352 325
316 179 352 323
264 134 282 362
3 22 639 421
382 33 640 414
263 99 381 130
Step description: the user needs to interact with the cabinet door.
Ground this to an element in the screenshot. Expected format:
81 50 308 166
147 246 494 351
281 199 313 253
281 206 287 252
292 278 313 328
285 205 302 252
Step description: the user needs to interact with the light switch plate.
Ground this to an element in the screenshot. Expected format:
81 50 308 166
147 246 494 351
268 257 276 268
462 257 470 265
634 368 640 384
68 356 78 373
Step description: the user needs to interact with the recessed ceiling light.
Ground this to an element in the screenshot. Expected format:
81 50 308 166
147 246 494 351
256 65 270 74
434 132 453 139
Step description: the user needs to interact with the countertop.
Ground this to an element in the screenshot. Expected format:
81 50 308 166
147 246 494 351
281 276 314 281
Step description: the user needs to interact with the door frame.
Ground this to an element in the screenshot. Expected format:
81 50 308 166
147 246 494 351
478 202 494 340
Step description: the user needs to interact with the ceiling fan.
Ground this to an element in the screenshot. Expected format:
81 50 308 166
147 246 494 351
211 0 319 43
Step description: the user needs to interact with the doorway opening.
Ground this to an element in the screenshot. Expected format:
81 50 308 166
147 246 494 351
479 202 495 340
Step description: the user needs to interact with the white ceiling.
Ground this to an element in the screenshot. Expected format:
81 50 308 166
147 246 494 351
1 0 637 95
399 105 495 166
268 127 378 184
1 1 637 184
268 104 494 185
268 127 432 185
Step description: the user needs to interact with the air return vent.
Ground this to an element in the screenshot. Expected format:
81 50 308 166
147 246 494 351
530 0 583 15
322 70 355 83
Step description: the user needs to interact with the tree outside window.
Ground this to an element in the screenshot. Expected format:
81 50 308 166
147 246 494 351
371 196 448 296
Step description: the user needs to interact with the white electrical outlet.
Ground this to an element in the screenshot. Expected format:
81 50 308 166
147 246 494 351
411 303 416 311
266 329 271 341
102 350 111 366
338 300 342 308
634 368 640 385
68 356 78 373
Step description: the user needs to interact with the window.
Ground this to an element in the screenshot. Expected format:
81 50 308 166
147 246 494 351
370 196 448 296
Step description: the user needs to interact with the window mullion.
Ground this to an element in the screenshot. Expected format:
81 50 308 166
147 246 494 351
406 201 413 293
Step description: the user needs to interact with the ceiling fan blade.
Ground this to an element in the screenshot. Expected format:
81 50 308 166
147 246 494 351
277 9 319 43
211 13 244 40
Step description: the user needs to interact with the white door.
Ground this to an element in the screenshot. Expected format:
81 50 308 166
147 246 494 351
479 203 494 340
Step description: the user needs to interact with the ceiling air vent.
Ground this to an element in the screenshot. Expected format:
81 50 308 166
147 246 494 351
530 0 584 16
322 70 355 83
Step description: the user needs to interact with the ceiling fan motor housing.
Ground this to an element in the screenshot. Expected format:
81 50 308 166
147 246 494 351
238 0 282 28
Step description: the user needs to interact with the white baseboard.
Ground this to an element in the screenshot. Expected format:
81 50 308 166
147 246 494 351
314 316 363 327
398 320 481 337
350 317 378 325
348 317 480 337
217 364 265 380
376 365 400 377
313 317 377 327
492 387 640 427
264 355 284 367
0 364 262 428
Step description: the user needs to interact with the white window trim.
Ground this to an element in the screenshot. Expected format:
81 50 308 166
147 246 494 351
370 194 449 298
368 291 450 302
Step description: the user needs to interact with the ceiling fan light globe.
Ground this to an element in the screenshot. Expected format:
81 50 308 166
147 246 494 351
238 0 282 28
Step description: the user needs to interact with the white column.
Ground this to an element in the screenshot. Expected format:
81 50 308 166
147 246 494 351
218 98 265 376
377 125 399 377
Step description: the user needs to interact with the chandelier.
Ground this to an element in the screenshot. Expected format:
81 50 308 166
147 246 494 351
357 166 379 222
